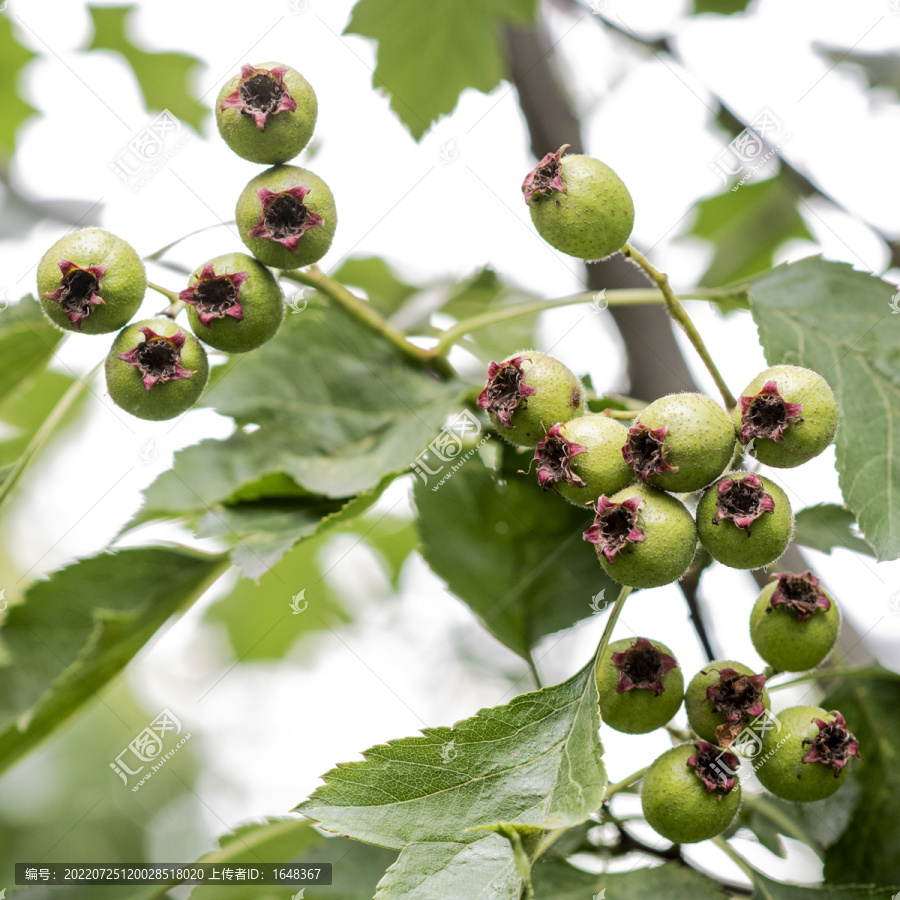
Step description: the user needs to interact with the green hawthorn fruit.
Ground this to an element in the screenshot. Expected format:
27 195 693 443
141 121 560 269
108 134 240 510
596 637 684 734
530 415 633 505
584 483 697 589
236 165 336 269
623 393 736 493
685 661 770 746
182 252 284 353
106 317 209 420
216 62 317 164
37 228 146 334
733 365 838 468
754 706 859 802
750 572 839 672
478 351 585 447
641 742 742 843
696 473 792 569
523 145 634 260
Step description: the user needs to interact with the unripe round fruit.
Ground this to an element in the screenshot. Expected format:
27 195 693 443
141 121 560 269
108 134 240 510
478 351 585 447
641 743 742 843
106 318 209 420
733 365 838 468
584 483 697 589
755 706 859 802
216 62 317 165
236 165 336 269
37 228 146 334
696 473 792 570
182 252 285 353
623 393 735 493
596 637 683 734
531 415 633 505
685 661 770 746
523 145 634 260
750 572 839 672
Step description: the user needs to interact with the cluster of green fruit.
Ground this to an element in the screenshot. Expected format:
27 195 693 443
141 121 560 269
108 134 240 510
478 352 852 842
35 63 333 420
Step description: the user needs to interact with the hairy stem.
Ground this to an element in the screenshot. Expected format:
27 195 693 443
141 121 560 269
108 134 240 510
281 267 456 379
148 281 182 305
605 766 649 799
623 244 737 409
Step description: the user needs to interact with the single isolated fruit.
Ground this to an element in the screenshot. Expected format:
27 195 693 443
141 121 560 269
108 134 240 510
523 144 634 260
478 351 585 446
37 228 146 334
216 62 317 164
734 365 838 468
685 661 770 746
106 318 209 420
236 165 336 269
181 252 285 353
750 571 839 672
641 742 742 844
583 483 697 589
755 706 859 802
529 415 633 505
622 393 735 493
696 472 792 569
596 637 684 734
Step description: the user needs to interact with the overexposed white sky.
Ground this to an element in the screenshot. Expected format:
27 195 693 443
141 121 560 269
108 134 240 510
1 0 899 888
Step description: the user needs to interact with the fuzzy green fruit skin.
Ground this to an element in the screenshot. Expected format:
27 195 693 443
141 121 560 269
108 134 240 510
236 165 336 269
489 351 585 447
755 706 851 802
734 365 838 468
555 415 634 506
528 154 634 260
598 484 697 589
186 253 285 353
216 62 317 164
106 318 209 421
685 660 771 744
596 638 683 734
641 744 741 843
37 228 146 335
750 582 839 672
696 473 792 570
631 393 736 493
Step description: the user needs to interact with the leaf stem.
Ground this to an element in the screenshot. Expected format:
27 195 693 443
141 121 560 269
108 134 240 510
526 651 544 689
769 666 900 690
0 362 99 517
605 765 649 798
623 244 737 409
712 835 756 881
594 585 633 666
281 267 456 379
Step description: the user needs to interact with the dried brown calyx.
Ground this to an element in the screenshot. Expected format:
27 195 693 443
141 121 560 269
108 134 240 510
767 571 831 623
712 474 775 533
477 356 536 428
583 495 645 563
738 379 803 444
610 637 677 695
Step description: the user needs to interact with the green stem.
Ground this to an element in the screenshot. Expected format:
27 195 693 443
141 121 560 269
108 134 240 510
145 220 236 261
281 267 456 378
597 407 640 419
770 666 900 690
161 299 187 319
605 765 649 798
148 281 181 305
712 835 756 881
527 651 544 689
623 244 738 409
594 585 633 667
0 363 99 517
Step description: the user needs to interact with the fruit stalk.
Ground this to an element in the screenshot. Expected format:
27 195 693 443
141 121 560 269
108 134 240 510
623 244 737 409
594 584 633 666
605 765 650 798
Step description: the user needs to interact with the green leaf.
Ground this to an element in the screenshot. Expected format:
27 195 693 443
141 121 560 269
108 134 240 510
297 659 606 898
0 546 228 774
532 860 727 899
816 46 900 103
86 5 205 131
687 178 814 288
333 257 419 317
822 675 900 885
0 298 64 406
414 448 615 659
692 0 753 13
793 504 874 558
345 0 537 140
748 258 900 560
749 870 897 900
0 17 38 157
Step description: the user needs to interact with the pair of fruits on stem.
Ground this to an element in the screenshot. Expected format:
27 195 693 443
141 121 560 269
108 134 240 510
36 62 335 420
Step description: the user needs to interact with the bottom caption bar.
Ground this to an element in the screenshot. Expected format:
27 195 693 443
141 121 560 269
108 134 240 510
16 863 332 885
